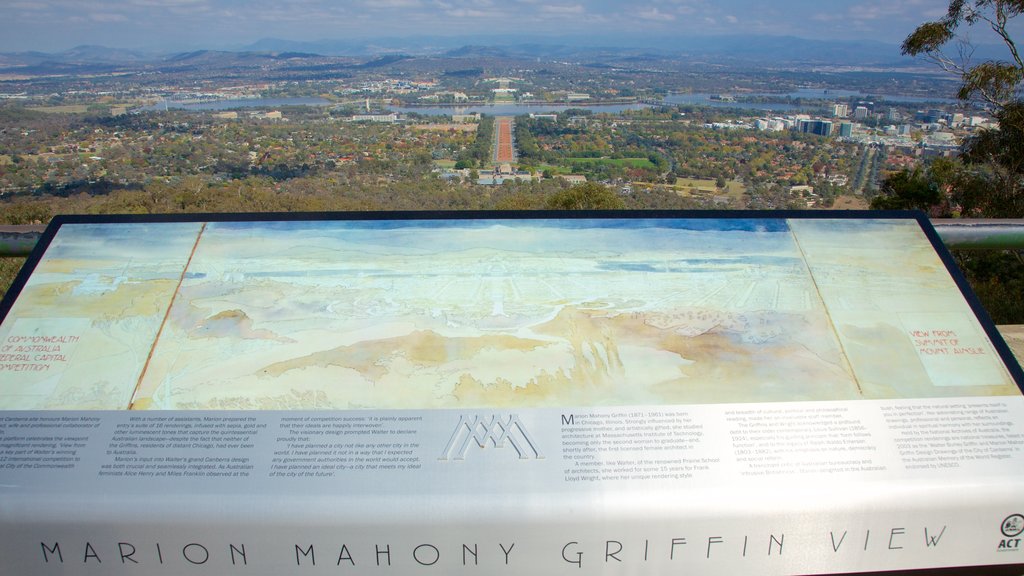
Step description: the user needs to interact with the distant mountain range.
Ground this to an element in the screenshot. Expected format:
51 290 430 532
238 35 925 66
0 35 1013 69
237 34 1012 66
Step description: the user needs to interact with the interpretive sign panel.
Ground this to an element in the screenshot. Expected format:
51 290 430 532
0 211 1021 575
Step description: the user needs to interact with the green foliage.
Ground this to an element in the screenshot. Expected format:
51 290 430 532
954 249 1024 324
455 115 494 168
902 21 956 55
870 167 947 213
958 61 1024 103
956 101 1024 216
492 191 546 210
1 201 53 225
544 182 625 210
0 258 26 301
902 0 1024 107
903 3 1024 219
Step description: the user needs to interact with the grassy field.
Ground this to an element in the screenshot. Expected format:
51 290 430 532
564 157 657 169
832 195 870 209
632 178 747 200
27 105 92 114
671 177 745 195
27 101 140 115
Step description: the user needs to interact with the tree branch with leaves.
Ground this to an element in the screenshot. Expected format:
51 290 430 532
902 0 1024 108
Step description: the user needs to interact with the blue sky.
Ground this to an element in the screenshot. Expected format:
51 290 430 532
0 0 982 52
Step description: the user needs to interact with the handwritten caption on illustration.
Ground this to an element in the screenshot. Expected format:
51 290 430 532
0 334 80 373
908 329 984 358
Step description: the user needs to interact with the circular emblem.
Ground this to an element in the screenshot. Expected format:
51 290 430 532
1002 514 1024 538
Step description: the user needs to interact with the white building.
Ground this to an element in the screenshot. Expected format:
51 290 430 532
350 113 399 123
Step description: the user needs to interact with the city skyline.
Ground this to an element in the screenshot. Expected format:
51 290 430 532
0 0 995 53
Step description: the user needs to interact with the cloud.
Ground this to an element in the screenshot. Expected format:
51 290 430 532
8 2 50 9
811 1 936 31
445 8 500 18
363 0 422 8
250 7 340 23
652 0 700 14
843 1 928 22
89 12 128 22
811 12 842 22
130 0 207 5
0 0 956 51
636 6 675 21
540 4 583 15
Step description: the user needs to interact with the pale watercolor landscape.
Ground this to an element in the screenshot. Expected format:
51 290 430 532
0 217 1018 410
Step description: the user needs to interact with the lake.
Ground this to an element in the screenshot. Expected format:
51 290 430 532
137 90 958 116
665 90 959 111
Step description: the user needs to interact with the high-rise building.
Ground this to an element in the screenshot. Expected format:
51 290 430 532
839 122 854 138
854 106 870 120
832 103 849 118
800 119 833 137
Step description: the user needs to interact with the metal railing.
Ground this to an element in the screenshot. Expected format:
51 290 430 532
929 219 1024 250
0 225 45 257
3 219 1024 258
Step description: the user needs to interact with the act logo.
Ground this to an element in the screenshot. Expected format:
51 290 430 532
440 414 543 461
998 514 1024 551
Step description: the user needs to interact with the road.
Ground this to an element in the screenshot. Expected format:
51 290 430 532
493 116 516 164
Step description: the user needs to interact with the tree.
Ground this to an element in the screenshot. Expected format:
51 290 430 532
902 0 1024 108
545 182 626 210
870 167 948 214
902 2 1024 219
956 101 1024 216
